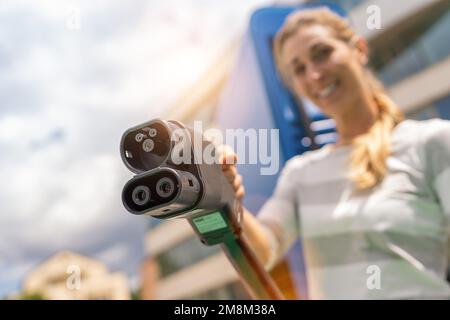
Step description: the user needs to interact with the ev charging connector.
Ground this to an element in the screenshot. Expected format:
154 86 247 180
120 119 283 299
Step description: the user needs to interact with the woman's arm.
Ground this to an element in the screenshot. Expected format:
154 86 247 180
241 208 273 267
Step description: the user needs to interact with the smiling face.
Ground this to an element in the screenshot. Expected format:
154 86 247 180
281 24 370 120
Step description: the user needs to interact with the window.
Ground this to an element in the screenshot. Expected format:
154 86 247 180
190 282 251 300
155 236 219 278
376 9 450 86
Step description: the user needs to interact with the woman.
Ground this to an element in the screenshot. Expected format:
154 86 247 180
219 8 450 299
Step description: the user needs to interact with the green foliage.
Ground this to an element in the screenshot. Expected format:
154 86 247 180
18 291 46 300
131 290 141 300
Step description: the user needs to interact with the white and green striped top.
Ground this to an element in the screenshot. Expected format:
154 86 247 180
258 119 450 299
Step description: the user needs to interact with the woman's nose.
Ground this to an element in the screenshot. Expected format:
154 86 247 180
307 65 323 81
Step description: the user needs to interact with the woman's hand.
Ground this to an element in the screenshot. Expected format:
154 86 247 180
216 145 274 267
217 145 245 202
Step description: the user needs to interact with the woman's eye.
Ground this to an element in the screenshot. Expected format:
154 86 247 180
293 64 306 76
313 47 333 62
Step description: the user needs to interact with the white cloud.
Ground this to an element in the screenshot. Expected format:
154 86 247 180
0 0 271 297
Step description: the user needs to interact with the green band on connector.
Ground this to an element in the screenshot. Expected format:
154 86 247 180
192 212 227 234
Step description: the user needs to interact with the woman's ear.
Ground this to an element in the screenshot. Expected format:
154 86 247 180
350 36 369 66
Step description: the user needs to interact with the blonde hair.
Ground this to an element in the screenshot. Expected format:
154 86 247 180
273 8 403 190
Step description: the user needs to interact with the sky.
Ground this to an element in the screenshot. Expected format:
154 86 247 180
0 0 273 297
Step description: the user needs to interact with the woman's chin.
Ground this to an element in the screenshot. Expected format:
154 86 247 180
316 92 349 116
316 101 347 119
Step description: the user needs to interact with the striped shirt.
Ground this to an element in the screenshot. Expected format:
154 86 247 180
258 119 450 299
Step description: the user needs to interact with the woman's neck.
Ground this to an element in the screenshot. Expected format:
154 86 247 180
334 99 378 146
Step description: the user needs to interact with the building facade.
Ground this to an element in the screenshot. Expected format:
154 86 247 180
22 251 130 300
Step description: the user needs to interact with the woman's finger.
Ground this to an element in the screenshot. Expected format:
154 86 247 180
216 145 237 166
233 174 243 191
236 185 245 200
222 165 237 182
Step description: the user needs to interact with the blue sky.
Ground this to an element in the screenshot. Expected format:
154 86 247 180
0 0 271 297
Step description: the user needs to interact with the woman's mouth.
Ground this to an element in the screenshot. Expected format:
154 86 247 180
317 79 340 99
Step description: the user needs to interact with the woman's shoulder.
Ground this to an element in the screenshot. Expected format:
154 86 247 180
282 144 340 173
395 117 450 130
392 119 450 170
393 118 450 145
